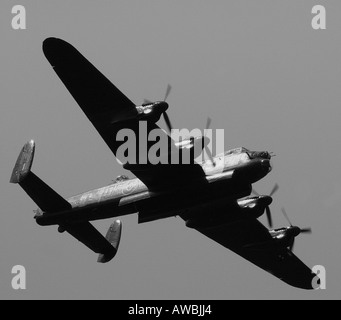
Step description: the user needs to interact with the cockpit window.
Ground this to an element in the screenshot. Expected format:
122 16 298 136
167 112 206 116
248 151 271 160
224 147 250 156
114 175 129 183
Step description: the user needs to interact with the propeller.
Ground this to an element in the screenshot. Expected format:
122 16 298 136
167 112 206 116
143 84 173 133
163 110 173 134
162 84 173 133
164 84 172 102
300 227 313 234
144 88 215 165
252 183 279 198
204 117 216 167
281 207 312 251
252 184 279 228
265 207 273 230
281 207 292 226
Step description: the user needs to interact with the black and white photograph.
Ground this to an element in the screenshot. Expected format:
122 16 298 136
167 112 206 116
1 1 338 302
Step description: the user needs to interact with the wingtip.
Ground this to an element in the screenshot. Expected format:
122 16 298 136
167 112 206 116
43 37 63 64
42 37 61 51
42 37 82 66
43 37 64 46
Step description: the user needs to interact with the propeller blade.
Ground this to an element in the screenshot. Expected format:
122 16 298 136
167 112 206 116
300 227 312 234
163 112 173 133
265 206 273 228
289 239 295 252
269 183 279 197
252 183 278 198
204 144 216 167
164 84 172 102
203 117 215 166
205 117 212 131
289 227 310 252
281 208 293 226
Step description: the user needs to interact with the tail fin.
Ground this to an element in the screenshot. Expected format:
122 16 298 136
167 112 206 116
10 140 71 213
97 220 122 263
10 140 35 184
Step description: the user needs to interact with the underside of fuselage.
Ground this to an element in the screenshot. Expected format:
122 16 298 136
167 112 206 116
32 148 271 226
34 171 252 226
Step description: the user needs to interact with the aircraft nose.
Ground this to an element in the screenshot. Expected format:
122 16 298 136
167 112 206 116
249 151 271 160
264 152 271 159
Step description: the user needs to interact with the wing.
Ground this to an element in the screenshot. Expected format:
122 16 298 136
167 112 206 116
43 38 206 190
43 37 137 125
187 217 317 290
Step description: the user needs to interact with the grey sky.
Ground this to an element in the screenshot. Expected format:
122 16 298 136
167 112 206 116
1 1 339 299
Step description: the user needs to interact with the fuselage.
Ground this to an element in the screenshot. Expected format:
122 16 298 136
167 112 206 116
35 147 272 226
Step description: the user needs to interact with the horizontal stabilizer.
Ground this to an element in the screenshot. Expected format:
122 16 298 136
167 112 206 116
98 220 122 263
10 140 71 213
59 221 122 263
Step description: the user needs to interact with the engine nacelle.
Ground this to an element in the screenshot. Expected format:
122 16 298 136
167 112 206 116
135 101 168 123
186 195 272 229
239 203 265 219
174 136 209 160
237 195 272 219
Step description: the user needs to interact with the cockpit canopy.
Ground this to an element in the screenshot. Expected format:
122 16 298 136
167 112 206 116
224 147 251 156
222 147 271 161
114 175 129 183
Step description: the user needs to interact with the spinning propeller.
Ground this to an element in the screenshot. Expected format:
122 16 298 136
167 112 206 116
252 184 279 228
281 207 312 251
144 86 216 166
203 117 216 167
144 84 173 133
161 84 173 133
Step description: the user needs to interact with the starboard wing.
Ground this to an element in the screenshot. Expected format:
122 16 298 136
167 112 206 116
43 37 137 126
43 38 206 190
